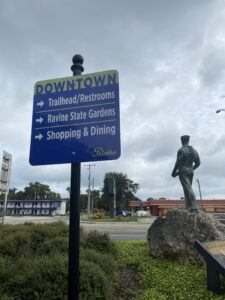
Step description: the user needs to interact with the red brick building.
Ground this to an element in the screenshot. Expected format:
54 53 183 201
129 199 225 216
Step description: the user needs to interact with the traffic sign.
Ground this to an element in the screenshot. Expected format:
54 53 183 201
29 70 120 165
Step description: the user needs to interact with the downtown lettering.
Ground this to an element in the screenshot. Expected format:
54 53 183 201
35 72 118 95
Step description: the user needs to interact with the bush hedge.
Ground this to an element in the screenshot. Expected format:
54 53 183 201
0 222 69 257
0 223 117 299
82 230 117 256
80 259 113 299
1 254 67 300
36 236 68 255
0 253 116 300
80 247 117 281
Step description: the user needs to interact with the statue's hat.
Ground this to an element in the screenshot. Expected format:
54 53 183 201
180 135 190 144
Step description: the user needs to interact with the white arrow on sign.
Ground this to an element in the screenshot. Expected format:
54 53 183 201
35 133 43 141
36 117 44 124
37 100 44 107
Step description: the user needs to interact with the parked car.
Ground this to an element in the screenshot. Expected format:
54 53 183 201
116 210 132 217
137 210 149 217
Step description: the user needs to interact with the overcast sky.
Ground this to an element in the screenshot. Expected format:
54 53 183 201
1 0 225 200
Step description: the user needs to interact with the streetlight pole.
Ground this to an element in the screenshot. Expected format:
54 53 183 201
216 108 225 113
196 179 203 210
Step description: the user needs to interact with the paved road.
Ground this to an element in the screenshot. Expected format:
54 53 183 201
3 216 155 240
81 221 152 240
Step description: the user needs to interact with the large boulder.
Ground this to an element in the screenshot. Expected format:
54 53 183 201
147 209 225 263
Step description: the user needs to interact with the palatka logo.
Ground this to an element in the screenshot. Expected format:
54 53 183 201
93 147 116 157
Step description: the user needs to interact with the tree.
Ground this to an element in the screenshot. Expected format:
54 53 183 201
0 188 25 200
90 189 102 211
23 182 61 200
102 172 140 211
0 183 61 201
66 187 71 195
8 188 24 200
8 188 17 199
80 194 88 211
14 191 26 200
66 187 88 212
147 197 154 201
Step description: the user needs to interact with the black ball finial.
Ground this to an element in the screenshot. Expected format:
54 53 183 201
72 54 84 65
71 54 84 75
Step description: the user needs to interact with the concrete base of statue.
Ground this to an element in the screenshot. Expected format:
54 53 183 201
147 209 225 264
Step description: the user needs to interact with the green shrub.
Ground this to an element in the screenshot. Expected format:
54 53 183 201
0 224 27 239
29 222 68 251
0 230 30 257
36 236 68 255
80 259 113 300
0 256 12 294
1 254 67 300
83 231 117 256
0 222 69 258
0 223 118 299
80 247 117 280
0 254 114 300
79 226 86 248
0 295 14 300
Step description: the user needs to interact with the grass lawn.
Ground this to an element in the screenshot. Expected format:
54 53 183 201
115 241 225 300
89 216 139 222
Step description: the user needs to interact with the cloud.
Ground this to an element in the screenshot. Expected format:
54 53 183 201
0 0 225 200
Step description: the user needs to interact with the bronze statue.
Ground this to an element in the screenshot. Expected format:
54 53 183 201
172 135 200 212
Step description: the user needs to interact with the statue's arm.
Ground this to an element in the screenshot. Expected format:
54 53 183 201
171 149 182 177
193 151 200 170
171 164 178 177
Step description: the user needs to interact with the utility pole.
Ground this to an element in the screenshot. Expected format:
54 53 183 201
92 177 94 217
108 176 116 217
85 164 95 218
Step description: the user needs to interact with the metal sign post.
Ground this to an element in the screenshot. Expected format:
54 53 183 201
68 54 83 300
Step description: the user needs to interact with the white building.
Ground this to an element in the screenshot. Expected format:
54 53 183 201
0 199 67 215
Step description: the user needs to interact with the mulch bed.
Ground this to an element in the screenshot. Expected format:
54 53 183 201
114 265 142 299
